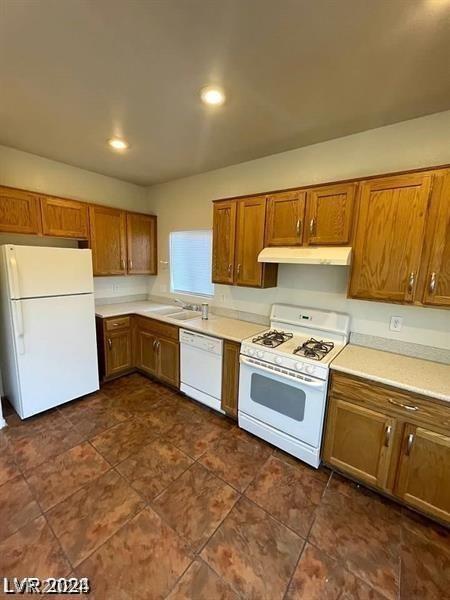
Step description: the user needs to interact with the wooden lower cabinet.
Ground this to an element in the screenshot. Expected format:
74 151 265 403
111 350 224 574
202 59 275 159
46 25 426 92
221 340 240 418
395 425 450 523
134 329 158 376
158 338 180 387
323 371 450 524
105 329 133 377
323 398 396 489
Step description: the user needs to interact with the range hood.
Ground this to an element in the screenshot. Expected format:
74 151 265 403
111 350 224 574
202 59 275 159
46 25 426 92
258 246 352 266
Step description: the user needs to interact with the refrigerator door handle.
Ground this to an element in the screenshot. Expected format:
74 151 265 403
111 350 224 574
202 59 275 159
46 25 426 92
12 301 25 354
9 253 21 299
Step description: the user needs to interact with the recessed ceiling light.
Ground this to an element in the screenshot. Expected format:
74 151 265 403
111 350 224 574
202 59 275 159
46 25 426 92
108 138 129 151
200 86 226 106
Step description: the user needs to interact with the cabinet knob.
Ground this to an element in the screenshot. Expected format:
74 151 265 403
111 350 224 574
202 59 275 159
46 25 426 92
107 338 112 350
429 271 437 294
407 271 415 294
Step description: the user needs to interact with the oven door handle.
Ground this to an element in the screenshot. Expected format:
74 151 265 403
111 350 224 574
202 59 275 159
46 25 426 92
240 356 326 389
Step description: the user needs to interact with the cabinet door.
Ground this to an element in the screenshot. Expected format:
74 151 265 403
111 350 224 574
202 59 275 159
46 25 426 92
135 330 158 376
126 212 157 275
221 340 240 419
235 196 267 287
0 186 42 234
157 337 179 388
89 206 127 276
349 174 432 302
41 197 89 239
305 183 356 245
105 330 132 377
323 398 396 490
265 191 306 246
212 200 237 284
421 172 450 307
395 425 450 523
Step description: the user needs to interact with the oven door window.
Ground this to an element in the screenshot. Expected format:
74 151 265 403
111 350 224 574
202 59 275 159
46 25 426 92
250 373 306 421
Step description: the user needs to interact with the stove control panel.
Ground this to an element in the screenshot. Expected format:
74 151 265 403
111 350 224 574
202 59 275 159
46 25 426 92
240 344 328 381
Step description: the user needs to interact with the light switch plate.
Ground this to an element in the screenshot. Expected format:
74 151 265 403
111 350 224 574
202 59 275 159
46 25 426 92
390 316 403 332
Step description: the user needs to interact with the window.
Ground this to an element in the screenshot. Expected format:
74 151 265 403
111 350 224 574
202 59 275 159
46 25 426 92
170 230 214 297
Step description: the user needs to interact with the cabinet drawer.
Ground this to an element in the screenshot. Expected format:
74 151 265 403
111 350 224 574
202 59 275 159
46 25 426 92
105 316 131 331
330 372 450 430
134 315 178 341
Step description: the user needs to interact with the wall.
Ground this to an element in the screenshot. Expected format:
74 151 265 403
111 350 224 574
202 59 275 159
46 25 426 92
0 144 152 300
146 110 450 350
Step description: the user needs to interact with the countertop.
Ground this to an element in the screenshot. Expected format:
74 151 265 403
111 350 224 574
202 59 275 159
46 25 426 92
331 344 450 403
95 301 267 343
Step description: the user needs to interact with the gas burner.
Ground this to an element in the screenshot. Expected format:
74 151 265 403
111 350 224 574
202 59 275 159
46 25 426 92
293 338 335 361
252 330 294 349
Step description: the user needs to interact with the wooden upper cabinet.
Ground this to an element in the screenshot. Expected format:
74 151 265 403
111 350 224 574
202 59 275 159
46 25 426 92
420 171 450 306
89 205 127 276
41 197 89 239
305 183 356 245
212 200 237 284
265 191 306 246
395 424 450 523
323 397 396 490
349 173 432 303
126 212 157 275
235 196 276 288
0 186 42 234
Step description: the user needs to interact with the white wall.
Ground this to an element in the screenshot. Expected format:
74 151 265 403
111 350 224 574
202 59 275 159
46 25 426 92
0 144 153 300
146 110 450 350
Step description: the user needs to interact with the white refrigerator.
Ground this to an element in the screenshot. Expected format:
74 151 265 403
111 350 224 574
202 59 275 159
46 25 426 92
0 245 99 419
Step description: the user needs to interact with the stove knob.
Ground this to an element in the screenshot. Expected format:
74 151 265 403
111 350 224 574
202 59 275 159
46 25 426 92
305 364 315 374
247 348 255 356
257 351 264 359
295 362 304 371
275 356 283 365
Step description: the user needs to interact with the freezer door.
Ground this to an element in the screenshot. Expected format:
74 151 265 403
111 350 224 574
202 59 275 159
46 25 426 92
12 293 99 418
3 245 94 299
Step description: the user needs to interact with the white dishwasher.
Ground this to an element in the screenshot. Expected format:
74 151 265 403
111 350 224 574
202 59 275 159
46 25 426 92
180 329 224 412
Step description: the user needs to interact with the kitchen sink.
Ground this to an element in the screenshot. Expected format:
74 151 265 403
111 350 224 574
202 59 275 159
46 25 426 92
143 306 179 315
166 310 200 321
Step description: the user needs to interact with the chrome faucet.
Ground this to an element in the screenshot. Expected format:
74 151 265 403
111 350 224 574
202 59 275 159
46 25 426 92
174 298 201 311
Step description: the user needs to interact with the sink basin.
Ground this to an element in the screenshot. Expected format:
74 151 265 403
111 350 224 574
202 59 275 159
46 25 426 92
143 306 179 316
166 310 200 321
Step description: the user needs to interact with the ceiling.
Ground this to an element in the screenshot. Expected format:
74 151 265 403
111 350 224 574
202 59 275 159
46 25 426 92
1 0 449 186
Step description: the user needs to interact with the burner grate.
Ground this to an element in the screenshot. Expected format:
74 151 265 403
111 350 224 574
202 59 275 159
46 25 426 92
252 330 293 349
293 338 335 361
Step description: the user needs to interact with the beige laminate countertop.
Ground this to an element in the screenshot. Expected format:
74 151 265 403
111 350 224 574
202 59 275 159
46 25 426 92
95 301 267 344
331 344 450 403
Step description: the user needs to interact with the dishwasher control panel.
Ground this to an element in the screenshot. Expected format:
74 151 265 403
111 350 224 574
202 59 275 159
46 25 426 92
179 329 223 355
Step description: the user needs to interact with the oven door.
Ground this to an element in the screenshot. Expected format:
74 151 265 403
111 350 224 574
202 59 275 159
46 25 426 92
238 356 327 449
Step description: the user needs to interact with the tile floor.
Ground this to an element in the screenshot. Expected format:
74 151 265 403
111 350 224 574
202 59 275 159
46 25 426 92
0 373 448 599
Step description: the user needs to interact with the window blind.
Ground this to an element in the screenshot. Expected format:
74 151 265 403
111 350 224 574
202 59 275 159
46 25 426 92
170 230 214 297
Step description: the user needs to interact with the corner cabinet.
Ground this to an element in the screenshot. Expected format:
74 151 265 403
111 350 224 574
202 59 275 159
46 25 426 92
212 196 277 288
323 371 450 524
89 205 127 276
133 316 179 388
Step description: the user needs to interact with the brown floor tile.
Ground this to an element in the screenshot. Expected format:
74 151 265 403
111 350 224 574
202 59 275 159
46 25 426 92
47 469 144 566
164 418 226 459
6 412 85 471
116 438 193 501
100 373 154 399
199 428 272 491
0 440 20 486
116 387 166 414
25 442 110 511
90 419 157 465
0 515 70 579
201 496 303 599
400 513 450 600
0 475 41 541
77 507 193 600
152 463 239 552
246 455 328 537
141 403 201 435
167 558 239 599
309 482 401 599
285 543 385 599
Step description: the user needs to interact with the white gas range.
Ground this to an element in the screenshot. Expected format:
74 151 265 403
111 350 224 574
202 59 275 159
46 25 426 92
238 304 350 468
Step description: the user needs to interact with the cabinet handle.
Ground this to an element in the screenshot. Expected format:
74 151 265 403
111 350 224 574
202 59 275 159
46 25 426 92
236 264 241 277
388 398 419 412
407 271 415 294
121 258 126 271
429 271 437 294
152 339 157 350
406 433 415 456
129 259 133 271
384 425 392 447
296 219 302 236
156 340 160 350
309 217 315 235
107 338 112 350
228 263 232 276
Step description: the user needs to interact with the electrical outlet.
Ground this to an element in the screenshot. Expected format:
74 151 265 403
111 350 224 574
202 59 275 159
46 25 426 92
389 316 403 332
